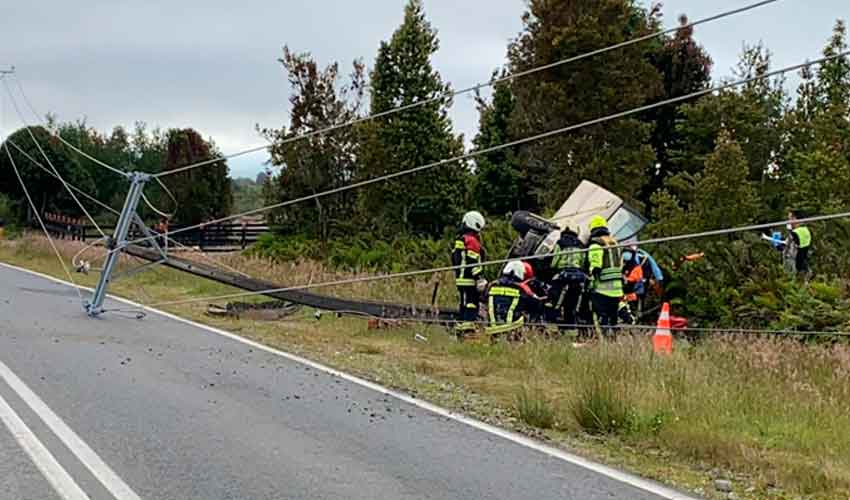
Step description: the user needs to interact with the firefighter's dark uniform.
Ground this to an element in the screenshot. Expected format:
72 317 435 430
452 231 484 332
547 231 587 328
485 277 527 337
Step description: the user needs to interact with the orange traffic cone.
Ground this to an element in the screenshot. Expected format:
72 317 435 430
653 302 673 355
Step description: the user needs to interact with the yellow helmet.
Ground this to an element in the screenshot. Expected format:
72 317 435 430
589 216 608 231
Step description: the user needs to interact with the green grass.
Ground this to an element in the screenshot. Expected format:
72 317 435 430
515 386 556 429
3 234 850 499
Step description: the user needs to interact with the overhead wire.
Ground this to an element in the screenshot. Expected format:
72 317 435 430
121 51 848 250
3 142 85 303
2 79 107 238
150 0 782 180
10 76 129 178
3 136 250 278
5 0 789 252
5 138 122 217
13 74 180 236
318 315 850 338
138 211 850 310
2 0 822 322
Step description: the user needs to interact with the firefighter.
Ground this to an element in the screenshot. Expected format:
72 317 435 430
518 261 548 322
485 261 531 338
546 225 588 330
587 216 624 336
452 211 486 334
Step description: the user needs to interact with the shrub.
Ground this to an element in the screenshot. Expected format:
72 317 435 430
570 377 636 435
247 217 517 277
515 385 556 429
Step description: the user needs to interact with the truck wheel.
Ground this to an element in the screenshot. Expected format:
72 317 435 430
511 211 558 236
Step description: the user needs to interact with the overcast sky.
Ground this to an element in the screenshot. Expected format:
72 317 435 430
0 1 846 179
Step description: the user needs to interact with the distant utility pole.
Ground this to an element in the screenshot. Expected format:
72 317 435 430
0 66 14 76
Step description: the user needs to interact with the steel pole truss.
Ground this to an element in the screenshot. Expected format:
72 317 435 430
86 172 166 317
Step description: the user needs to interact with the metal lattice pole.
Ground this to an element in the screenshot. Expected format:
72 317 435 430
86 172 150 316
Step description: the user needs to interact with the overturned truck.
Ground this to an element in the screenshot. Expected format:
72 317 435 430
508 180 647 276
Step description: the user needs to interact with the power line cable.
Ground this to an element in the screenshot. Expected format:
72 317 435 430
3 143 84 303
310 315 850 338
98 298 850 337
2 80 107 238
10 77 129 178
5 138 120 217
151 0 782 179
138 210 850 310
4 137 250 278
13 75 181 223
122 51 847 250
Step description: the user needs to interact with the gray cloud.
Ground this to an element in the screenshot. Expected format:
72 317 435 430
0 1 846 178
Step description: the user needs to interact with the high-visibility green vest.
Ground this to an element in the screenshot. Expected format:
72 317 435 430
793 226 811 249
588 236 623 298
551 247 585 271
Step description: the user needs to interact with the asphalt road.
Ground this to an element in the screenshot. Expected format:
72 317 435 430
0 263 694 500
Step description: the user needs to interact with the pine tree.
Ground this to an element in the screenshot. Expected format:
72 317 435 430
672 45 787 184
507 0 663 211
358 0 468 237
651 131 760 234
642 14 713 207
815 20 850 114
785 20 850 215
471 76 527 216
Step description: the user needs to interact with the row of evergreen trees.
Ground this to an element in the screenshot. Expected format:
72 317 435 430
261 0 849 248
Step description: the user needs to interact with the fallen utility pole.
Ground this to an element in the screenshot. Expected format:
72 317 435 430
124 245 455 321
87 172 167 316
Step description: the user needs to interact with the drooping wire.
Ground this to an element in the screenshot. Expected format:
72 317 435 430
10 76 129 179
4 136 250 279
141 177 178 220
122 52 848 250
3 143 85 303
5 138 121 217
2 80 107 238
138 210 850 310
150 0 783 180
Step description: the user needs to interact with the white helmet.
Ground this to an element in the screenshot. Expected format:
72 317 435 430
503 261 525 281
462 211 486 232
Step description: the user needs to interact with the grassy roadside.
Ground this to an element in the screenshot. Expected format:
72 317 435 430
2 235 849 500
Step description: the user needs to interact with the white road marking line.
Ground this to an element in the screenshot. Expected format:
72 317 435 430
0 261 699 500
0 389 91 500
0 358 142 500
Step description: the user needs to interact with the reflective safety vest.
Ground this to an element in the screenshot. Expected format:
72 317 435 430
793 226 812 249
551 246 585 271
485 282 525 335
588 235 623 298
453 233 484 287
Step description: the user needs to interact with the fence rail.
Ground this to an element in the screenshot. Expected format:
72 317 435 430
40 213 272 251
